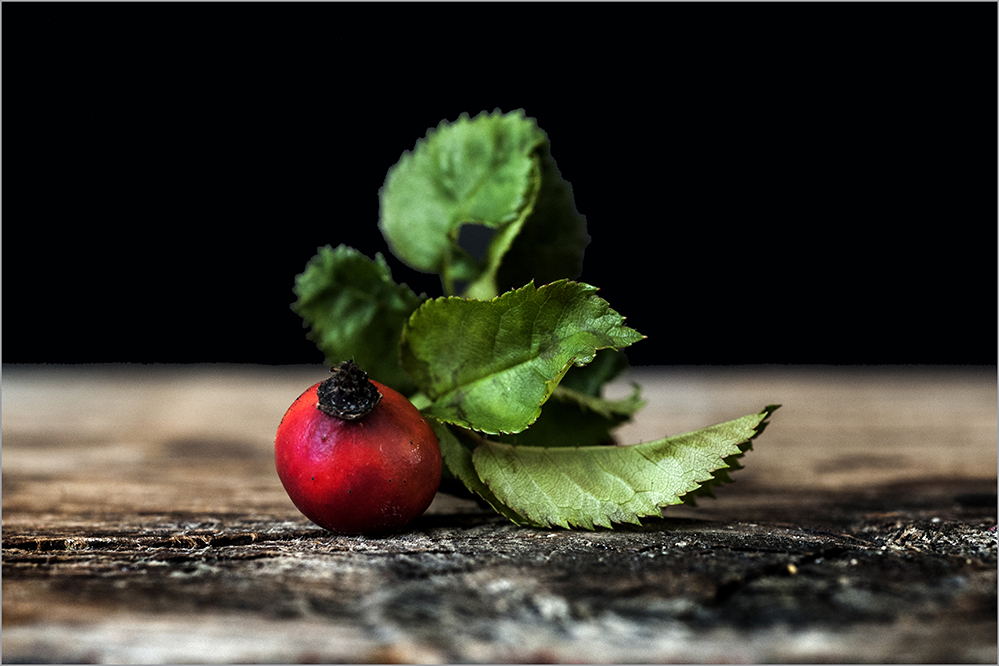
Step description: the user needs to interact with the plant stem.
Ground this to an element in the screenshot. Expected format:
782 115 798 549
441 251 456 297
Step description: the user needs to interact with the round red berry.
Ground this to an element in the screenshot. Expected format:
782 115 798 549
275 360 441 534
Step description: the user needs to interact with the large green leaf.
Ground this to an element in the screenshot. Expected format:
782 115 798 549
292 244 425 393
378 110 546 283
400 280 645 435
471 405 779 529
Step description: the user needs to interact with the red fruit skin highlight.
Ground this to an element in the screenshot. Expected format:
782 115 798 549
275 379 441 535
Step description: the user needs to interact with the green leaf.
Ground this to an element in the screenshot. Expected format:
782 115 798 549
497 384 644 448
292 244 425 393
494 141 590 295
430 418 539 526
681 405 777 505
558 348 631 398
378 109 546 289
400 279 645 435
471 405 780 529
459 206 535 301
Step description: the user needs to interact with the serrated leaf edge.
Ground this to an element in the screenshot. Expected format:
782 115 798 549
472 404 779 530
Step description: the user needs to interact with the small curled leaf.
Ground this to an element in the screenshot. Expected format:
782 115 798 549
292 244 424 392
379 109 546 280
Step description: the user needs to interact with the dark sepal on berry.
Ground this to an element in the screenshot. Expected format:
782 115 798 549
316 359 383 421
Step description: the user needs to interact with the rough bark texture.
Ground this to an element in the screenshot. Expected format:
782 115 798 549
3 365 996 663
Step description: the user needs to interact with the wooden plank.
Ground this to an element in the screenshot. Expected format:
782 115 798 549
3 365 996 663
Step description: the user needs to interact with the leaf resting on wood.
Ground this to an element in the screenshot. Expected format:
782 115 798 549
470 405 780 529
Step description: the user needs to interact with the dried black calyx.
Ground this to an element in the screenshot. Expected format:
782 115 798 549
316 359 383 421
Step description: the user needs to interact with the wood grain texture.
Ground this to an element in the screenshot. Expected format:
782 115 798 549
3 364 996 663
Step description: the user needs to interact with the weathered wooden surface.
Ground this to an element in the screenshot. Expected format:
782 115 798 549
3 364 996 663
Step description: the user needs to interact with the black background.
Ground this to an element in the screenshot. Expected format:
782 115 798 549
4 3 996 366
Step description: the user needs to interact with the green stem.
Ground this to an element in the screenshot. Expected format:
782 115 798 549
441 251 456 296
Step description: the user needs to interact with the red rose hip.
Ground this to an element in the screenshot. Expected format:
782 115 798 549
275 360 441 534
